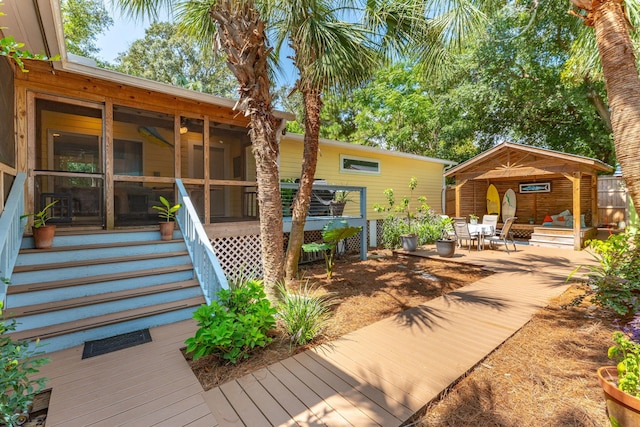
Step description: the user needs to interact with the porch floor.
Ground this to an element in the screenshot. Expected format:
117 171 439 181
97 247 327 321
38 245 594 426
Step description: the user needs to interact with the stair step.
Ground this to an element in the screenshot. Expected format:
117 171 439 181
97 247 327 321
7 264 194 295
8 296 205 342
4 280 200 319
19 238 182 254
13 250 189 273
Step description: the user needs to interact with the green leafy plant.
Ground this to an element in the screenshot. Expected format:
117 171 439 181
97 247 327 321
1 302 49 427
184 279 277 364
276 281 334 348
332 190 353 204
608 331 640 397
20 200 58 228
469 214 479 221
152 196 181 222
567 230 640 316
301 220 361 278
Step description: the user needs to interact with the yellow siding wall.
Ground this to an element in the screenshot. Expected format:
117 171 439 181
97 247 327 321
280 137 446 220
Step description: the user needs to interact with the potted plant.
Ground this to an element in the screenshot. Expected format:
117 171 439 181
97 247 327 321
329 190 352 216
435 216 456 258
598 330 640 426
469 214 479 225
20 200 58 249
528 217 535 225
152 196 182 241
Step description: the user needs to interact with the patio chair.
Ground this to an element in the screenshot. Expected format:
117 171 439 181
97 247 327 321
480 214 499 248
453 218 480 252
486 216 518 254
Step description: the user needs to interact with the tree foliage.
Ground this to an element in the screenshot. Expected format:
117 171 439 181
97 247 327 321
60 0 113 59
319 1 614 165
111 22 237 98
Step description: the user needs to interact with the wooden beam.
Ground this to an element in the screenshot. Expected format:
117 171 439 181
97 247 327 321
591 174 599 227
563 172 582 250
105 100 114 229
454 179 468 217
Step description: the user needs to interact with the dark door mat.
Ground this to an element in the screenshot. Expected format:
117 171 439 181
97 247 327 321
82 329 152 359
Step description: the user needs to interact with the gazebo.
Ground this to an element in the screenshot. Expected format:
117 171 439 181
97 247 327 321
444 142 613 250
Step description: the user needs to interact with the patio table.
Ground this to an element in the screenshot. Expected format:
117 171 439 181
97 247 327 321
468 223 494 250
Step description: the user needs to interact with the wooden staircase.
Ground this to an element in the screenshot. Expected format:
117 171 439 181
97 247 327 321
4 229 205 354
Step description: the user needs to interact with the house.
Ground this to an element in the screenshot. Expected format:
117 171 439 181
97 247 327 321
0 0 454 352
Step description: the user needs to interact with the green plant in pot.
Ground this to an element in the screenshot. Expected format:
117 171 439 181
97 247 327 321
598 328 640 427
152 196 181 241
20 200 58 249
329 190 353 217
436 216 456 258
374 177 422 251
469 214 479 225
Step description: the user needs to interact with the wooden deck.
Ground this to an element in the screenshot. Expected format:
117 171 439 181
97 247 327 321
38 245 594 426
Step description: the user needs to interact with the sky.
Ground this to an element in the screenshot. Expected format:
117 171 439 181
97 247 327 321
92 8 297 88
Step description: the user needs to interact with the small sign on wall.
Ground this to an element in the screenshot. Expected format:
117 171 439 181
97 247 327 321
519 182 551 193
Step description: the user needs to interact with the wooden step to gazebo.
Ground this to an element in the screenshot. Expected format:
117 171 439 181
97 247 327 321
529 226 597 249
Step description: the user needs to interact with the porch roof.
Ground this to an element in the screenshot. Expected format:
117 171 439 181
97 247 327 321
444 142 613 181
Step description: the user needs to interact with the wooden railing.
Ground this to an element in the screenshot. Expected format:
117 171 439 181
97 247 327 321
280 182 368 261
0 173 27 304
176 179 228 304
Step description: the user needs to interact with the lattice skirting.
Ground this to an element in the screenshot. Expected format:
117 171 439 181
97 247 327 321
211 235 263 283
212 226 373 281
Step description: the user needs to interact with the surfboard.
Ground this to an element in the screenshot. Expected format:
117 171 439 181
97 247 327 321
486 184 500 216
502 188 517 222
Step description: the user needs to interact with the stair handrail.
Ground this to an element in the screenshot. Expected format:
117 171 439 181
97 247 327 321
175 179 228 304
0 173 27 304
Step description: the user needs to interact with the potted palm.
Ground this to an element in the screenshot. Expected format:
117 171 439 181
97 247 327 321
152 196 181 241
329 190 352 216
21 200 58 249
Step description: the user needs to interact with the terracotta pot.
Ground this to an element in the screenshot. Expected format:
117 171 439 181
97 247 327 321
400 234 418 252
598 366 640 426
159 221 175 241
32 225 56 249
436 239 456 258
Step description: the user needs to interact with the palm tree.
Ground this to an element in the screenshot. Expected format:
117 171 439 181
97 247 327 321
569 0 640 212
264 0 426 280
115 0 284 293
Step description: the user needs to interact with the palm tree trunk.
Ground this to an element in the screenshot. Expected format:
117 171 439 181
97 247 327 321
210 0 284 293
573 0 640 208
284 88 323 281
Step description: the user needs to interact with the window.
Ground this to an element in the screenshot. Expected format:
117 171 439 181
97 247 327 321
340 155 380 175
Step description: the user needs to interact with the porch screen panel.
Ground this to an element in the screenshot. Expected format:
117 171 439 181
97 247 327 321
35 99 104 226
0 57 15 167
180 117 204 179
113 105 174 177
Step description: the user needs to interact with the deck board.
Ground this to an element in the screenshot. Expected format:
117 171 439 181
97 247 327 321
38 245 594 426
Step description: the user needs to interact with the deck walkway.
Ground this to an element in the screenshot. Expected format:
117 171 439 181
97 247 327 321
38 245 594 426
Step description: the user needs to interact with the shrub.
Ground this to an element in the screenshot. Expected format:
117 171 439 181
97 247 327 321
608 331 640 397
301 220 361 278
184 279 277 364
1 302 49 427
568 229 640 317
277 282 334 347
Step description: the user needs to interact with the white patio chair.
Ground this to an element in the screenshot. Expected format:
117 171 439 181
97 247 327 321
486 216 518 254
480 214 499 249
453 218 480 252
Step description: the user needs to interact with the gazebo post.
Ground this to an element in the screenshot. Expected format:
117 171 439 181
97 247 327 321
564 172 583 251
454 179 468 217
591 174 599 227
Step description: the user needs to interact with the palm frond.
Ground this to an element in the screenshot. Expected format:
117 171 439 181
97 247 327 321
113 0 176 21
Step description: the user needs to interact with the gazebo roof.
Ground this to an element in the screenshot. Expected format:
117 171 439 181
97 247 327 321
444 142 613 181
